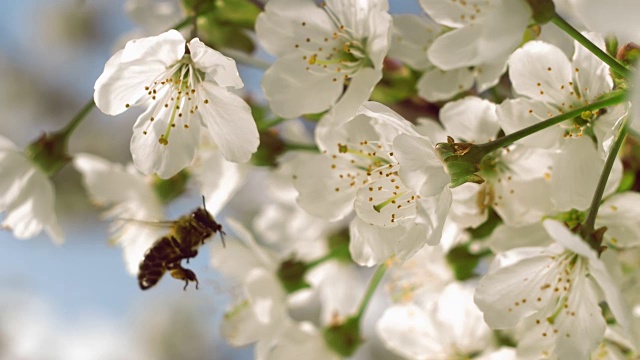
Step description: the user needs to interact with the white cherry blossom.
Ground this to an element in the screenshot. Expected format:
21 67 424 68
419 97 555 227
378 282 492 360
0 135 63 244
389 14 508 102
73 153 165 274
420 0 531 71
256 0 391 123
94 29 259 178
475 220 631 359
293 102 451 266
497 36 626 211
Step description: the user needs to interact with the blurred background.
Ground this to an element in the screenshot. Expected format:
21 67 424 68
0 0 420 359
0 0 255 358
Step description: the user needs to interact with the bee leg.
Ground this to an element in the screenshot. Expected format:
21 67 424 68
185 249 198 264
170 266 199 291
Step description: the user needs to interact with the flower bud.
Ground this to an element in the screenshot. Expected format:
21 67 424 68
277 257 310 293
323 316 361 357
25 132 71 176
435 137 486 188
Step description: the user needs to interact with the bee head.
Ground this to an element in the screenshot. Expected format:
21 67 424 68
193 207 223 233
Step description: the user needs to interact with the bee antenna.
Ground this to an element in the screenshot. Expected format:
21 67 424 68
202 195 207 211
220 230 227 248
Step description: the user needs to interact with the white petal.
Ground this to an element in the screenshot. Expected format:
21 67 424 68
450 183 488 229
493 177 554 227
417 67 474 102
571 32 612 101
261 53 343 119
551 138 601 211
496 98 564 149
597 192 640 248
589 257 631 333
329 67 382 127
437 283 492 353
416 187 452 246
2 166 62 244
388 15 439 70
73 153 164 273
508 41 573 104
292 153 359 221
189 38 244 89
474 247 560 329
393 134 449 197
349 217 426 266
427 0 529 69
475 59 508 92
440 96 500 143
543 219 597 259
130 103 201 178
255 0 334 57
265 323 339 360
317 263 364 324
221 299 270 346
377 303 442 359
198 82 259 163
415 118 447 144
211 218 278 278
543 271 604 359
357 101 420 138
487 223 552 253
94 30 185 115
191 147 248 217
419 0 478 27
572 0 640 43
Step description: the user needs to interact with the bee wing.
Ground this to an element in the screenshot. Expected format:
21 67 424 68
116 218 177 228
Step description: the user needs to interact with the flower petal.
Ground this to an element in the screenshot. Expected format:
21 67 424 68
189 38 244 89
440 96 500 143
198 82 259 163
261 53 343 119
292 153 358 221
474 247 560 329
94 30 185 115
417 67 474 102
507 41 573 104
393 134 449 197
130 102 201 178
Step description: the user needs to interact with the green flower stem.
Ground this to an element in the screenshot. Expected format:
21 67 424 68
58 98 95 140
582 116 629 236
284 142 320 152
306 243 349 270
478 91 628 154
551 14 631 79
257 117 286 131
355 263 387 321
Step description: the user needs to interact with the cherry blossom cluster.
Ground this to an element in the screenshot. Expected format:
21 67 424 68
2 0 640 359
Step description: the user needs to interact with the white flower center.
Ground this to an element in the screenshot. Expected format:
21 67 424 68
293 4 373 83
135 55 208 145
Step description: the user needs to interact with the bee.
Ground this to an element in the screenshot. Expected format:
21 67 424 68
138 197 225 291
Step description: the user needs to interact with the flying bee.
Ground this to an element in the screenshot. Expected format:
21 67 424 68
137 197 225 291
